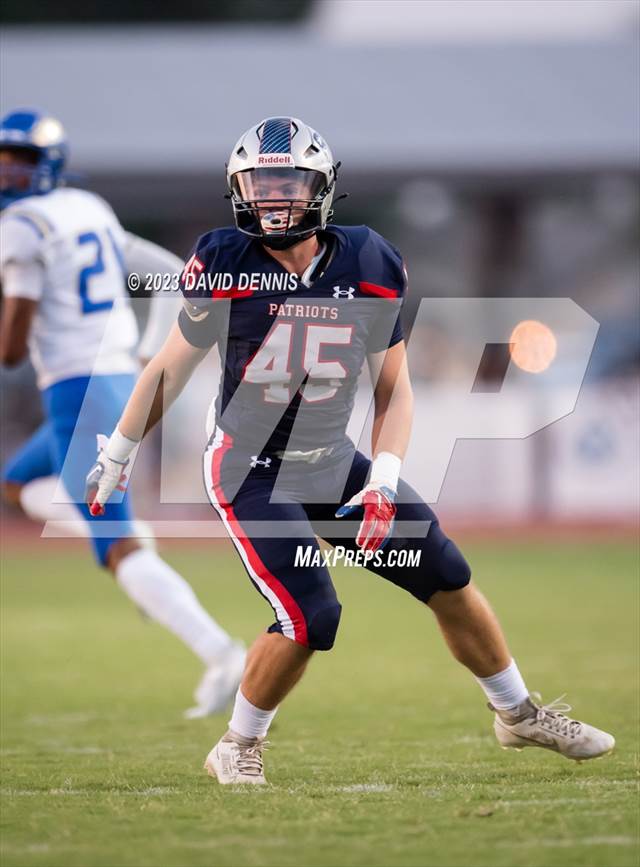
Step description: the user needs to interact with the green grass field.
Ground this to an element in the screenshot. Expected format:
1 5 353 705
1 538 638 867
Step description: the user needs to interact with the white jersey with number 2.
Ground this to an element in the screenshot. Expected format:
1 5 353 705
0 187 139 389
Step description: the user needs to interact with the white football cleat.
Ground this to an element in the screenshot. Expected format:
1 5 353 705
492 693 615 761
184 641 246 719
204 731 268 785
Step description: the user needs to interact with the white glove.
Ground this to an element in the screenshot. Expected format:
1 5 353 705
85 431 138 516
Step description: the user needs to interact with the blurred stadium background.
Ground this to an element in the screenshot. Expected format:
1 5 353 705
1 5 638 867
1 0 638 530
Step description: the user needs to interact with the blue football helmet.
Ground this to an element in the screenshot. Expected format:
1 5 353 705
0 109 68 209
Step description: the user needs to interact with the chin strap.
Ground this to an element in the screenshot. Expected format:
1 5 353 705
261 232 316 251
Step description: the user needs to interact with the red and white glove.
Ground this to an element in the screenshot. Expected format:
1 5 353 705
335 452 401 553
85 430 139 516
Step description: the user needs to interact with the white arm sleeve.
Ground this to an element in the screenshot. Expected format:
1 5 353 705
123 232 184 360
2 260 46 302
0 217 46 300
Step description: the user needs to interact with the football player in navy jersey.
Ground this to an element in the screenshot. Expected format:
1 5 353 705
87 117 614 784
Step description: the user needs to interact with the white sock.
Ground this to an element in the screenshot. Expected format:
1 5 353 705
20 476 88 537
115 548 232 665
475 659 529 710
229 688 277 739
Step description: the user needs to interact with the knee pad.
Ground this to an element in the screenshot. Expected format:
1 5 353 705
436 539 471 592
306 602 342 651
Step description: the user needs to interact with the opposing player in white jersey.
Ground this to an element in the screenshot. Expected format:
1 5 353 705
0 108 244 718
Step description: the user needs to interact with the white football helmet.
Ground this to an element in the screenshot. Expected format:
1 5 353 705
226 117 339 249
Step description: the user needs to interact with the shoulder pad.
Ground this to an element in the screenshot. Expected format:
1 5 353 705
358 226 407 299
192 226 247 261
179 226 248 300
0 204 54 240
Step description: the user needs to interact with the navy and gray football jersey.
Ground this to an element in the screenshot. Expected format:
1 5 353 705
178 225 406 452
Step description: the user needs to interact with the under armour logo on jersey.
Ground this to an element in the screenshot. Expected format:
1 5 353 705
333 285 355 300
250 455 272 468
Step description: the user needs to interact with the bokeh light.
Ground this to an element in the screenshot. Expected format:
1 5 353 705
509 319 557 373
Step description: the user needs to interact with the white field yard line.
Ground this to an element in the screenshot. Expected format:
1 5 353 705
574 779 638 789
6 784 397 798
222 783 395 795
48 746 110 754
496 797 624 806
24 713 101 726
497 836 637 849
2 745 112 756
180 837 291 850
1 783 634 801
1 786 179 797
0 844 51 855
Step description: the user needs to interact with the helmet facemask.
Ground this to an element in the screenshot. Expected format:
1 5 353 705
0 148 40 200
230 166 334 250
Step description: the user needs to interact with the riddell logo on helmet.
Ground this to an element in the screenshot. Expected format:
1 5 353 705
257 154 294 166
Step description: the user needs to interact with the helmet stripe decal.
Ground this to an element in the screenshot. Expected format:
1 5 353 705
259 117 292 154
